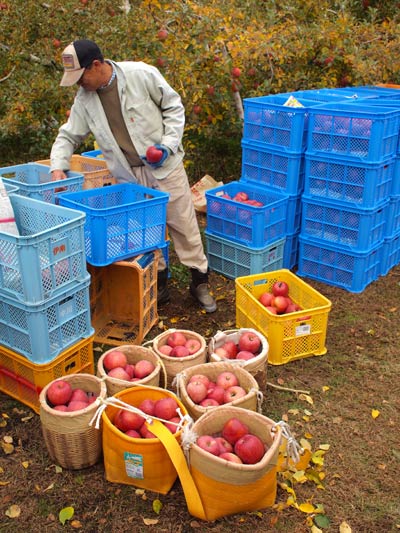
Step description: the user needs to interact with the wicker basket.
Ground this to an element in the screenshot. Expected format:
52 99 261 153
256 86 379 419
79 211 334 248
208 328 269 389
151 329 207 389
97 345 167 396
175 361 260 420
39 373 107 469
185 405 281 520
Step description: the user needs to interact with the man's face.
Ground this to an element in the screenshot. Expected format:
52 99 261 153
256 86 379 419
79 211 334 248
77 61 103 91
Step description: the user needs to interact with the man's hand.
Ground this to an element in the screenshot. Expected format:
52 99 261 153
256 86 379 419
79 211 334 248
51 170 68 181
141 144 170 169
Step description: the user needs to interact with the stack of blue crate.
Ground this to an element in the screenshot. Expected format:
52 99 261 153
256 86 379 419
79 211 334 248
297 95 400 292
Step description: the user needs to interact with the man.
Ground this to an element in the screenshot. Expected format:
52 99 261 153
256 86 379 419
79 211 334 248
50 39 216 313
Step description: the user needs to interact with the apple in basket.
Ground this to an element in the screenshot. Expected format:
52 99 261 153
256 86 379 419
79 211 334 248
238 331 261 354
196 435 221 456
46 379 99 411
216 371 239 390
134 360 155 379
103 350 128 371
166 331 188 347
46 379 73 406
221 417 249 445
234 433 266 464
186 380 208 404
223 385 247 403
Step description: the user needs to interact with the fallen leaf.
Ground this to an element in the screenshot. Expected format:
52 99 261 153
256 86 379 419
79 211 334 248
281 413 289 422
311 525 323 533
21 461 29 469
319 443 330 451
298 502 317 513
288 408 299 415
332 416 343 424
143 518 159 525
135 489 145 495
367 328 375 336
3 435 13 443
21 415 34 422
277 377 285 385
71 520 82 529
315 514 331 528
5 504 21 518
152 499 162 514
1 442 14 454
371 409 380 419
299 393 314 405
0 481 10 486
340 521 352 533
59 506 74 525
43 483 54 492
0 419 7 428
55 465 62 473
304 432 313 439
322 386 330 392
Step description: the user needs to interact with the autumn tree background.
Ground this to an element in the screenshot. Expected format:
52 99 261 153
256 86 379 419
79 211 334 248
1 0 400 180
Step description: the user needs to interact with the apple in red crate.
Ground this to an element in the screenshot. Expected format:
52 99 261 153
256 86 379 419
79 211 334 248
154 397 179 420
134 359 155 379
216 371 239 390
167 331 187 347
221 417 249 445
234 433 265 464
219 452 243 463
186 380 208 404
103 350 128 371
271 280 289 297
47 379 73 406
185 338 202 354
238 331 261 354
196 435 220 456
114 409 145 432
224 385 247 403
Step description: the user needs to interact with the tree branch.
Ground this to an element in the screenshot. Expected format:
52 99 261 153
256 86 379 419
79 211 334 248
267 382 310 394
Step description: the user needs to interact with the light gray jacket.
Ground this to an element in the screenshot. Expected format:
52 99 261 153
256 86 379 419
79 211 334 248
50 60 186 181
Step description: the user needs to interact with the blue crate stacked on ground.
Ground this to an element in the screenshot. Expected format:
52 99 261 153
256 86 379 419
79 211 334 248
0 192 95 412
297 98 400 292
205 181 288 279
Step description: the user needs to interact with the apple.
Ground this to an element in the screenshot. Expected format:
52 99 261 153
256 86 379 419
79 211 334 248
53 404 69 412
138 398 155 416
221 340 238 359
214 346 229 359
67 400 89 412
87 395 98 405
103 350 128 371
170 345 190 357
196 435 220 456
140 425 157 439
224 385 247 403
234 433 265 464
272 295 288 314
215 436 233 454
185 338 202 355
134 359 155 379
193 105 202 115
216 371 239 390
219 452 243 463
164 416 181 434
157 28 168 41
236 350 256 361
186 380 208 404
231 67 241 78
266 306 278 314
69 388 89 403
238 331 261 354
286 303 300 313
199 398 220 407
206 85 215 96
189 374 210 389
221 417 249 445
47 379 73 406
258 291 274 307
271 280 289 297
154 397 179 420
125 429 141 438
167 331 187 347
233 191 248 202
107 367 131 381
146 145 163 163
114 409 145 432
123 364 135 379
158 344 173 356
206 385 225 404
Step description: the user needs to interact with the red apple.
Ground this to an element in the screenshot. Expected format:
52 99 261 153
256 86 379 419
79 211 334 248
272 295 288 314
233 191 248 202
200 398 220 407
114 409 145 432
134 359 155 379
219 452 243 463
234 433 265 464
224 385 247 403
189 374 210 389
185 338 202 355
167 331 187 347
214 346 229 359
107 367 131 381
47 379 73 406
146 145 163 163
258 291 274 307
216 371 239 390
186 380 208 404
170 345 190 357
158 344 173 356
221 417 249 445
238 331 261 354
206 385 225 404
53 404 69 412
67 400 89 412
221 340 238 359
196 435 220 456
69 388 89 404
157 28 168 41
125 429 141 438
164 416 181 434
236 350 256 361
266 306 278 314
103 350 128 371
215 436 233 454
124 364 135 379
140 425 157 439
231 67 241 78
138 398 155 416
271 280 289 297
154 397 179 420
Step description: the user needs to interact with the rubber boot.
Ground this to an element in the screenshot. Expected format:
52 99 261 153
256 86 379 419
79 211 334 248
157 269 170 305
189 268 217 313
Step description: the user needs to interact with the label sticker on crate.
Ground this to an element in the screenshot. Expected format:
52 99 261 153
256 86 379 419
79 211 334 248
295 324 311 336
124 452 144 479
52 237 70 259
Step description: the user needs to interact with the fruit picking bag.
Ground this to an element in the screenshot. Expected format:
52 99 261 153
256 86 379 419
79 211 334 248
175 361 263 420
94 385 190 494
39 373 107 470
208 328 269 388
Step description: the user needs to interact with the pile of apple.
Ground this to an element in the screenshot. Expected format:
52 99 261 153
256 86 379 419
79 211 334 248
158 331 202 358
186 371 248 407
112 396 181 438
258 280 302 315
213 330 262 361
46 379 98 412
196 417 268 464
102 349 155 382
220 190 264 207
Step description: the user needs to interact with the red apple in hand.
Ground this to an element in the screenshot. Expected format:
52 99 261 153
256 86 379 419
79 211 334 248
238 331 261 354
234 433 265 464
47 379 73 406
146 145 163 163
271 280 289 297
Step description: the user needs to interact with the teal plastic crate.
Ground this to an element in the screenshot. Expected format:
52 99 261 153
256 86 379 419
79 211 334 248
0 195 87 304
0 163 84 204
297 235 381 293
58 183 169 266
206 231 285 279
0 276 93 363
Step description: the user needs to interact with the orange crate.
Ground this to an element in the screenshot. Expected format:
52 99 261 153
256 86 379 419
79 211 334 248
88 250 159 346
235 269 331 365
0 334 95 413
36 154 116 189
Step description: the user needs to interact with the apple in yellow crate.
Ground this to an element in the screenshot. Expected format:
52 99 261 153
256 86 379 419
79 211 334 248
114 409 145 432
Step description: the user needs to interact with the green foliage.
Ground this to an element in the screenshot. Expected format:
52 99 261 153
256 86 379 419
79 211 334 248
0 0 400 176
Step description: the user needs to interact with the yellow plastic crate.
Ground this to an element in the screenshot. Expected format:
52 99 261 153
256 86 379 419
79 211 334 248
0 334 95 413
88 250 159 347
36 155 116 189
235 269 332 365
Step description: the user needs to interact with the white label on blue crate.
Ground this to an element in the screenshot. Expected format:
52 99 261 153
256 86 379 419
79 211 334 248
295 324 311 336
59 296 74 319
124 452 144 479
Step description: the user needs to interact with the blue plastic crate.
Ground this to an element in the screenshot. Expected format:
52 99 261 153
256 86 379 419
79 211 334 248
4 183 19 195
286 193 302 234
297 235 381 293
0 276 93 363
392 156 400 194
279 89 362 104
81 149 104 159
303 152 394 208
241 140 305 194
205 181 287 247
301 195 387 251
58 183 169 266
307 102 400 162
0 195 87 304
283 231 299 269
205 231 285 279
0 163 84 204
243 94 319 152
381 230 400 275
385 196 400 238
